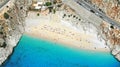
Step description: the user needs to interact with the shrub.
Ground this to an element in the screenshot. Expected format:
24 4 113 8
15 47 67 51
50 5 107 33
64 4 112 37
48 7 53 12
76 17 78 19
53 9 56 14
68 15 71 17
37 13 39 16
45 2 52 6
4 12 9 19
73 15 75 18
64 14 66 17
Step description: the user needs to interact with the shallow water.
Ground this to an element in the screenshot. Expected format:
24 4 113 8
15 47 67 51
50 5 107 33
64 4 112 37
1 35 120 67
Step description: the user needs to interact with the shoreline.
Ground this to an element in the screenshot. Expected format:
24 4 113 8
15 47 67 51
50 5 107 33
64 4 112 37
24 11 110 52
25 33 110 52
0 35 24 66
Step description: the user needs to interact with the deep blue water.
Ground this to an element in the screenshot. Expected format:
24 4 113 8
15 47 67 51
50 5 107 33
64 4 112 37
1 35 120 67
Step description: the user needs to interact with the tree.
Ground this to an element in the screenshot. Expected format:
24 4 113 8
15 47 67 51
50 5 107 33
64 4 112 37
73 15 75 18
62 14 66 18
63 14 66 17
4 12 9 19
45 2 52 6
68 15 70 17
48 7 53 12
37 13 39 16
20 6 23 10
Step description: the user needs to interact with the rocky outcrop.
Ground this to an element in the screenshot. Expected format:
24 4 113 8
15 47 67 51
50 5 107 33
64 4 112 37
100 21 120 61
0 0 32 65
88 0 120 61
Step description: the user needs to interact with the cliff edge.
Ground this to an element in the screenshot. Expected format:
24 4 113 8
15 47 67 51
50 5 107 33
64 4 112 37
0 0 120 65
89 0 120 61
0 0 32 65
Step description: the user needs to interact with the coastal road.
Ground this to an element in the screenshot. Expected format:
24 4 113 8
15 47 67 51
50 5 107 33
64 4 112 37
76 0 120 28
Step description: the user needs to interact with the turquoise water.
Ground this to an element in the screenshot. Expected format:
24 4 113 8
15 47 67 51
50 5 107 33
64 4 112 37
1 35 120 67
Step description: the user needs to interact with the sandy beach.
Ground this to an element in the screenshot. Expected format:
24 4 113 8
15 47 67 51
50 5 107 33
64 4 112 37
25 11 110 52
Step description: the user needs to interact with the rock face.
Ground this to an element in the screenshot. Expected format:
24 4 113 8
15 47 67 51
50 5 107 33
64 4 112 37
88 0 120 61
0 0 32 65
0 0 120 65
100 21 120 61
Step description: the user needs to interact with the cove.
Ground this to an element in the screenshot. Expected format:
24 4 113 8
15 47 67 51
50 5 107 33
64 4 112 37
1 35 120 67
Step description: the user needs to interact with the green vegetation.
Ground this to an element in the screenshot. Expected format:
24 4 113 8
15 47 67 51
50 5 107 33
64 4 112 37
48 7 53 12
20 7 23 10
37 13 40 16
53 1 57 4
76 17 78 19
68 15 70 17
2 42 7 48
62 14 66 18
53 9 56 14
57 5 61 7
45 2 52 6
73 15 75 18
0 31 3 34
64 14 66 17
4 12 9 19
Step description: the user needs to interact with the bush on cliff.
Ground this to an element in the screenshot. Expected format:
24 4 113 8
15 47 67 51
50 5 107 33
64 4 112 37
4 12 9 19
45 2 52 6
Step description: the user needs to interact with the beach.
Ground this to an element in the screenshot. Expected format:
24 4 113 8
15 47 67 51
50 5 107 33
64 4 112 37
25 11 110 52
2 35 120 67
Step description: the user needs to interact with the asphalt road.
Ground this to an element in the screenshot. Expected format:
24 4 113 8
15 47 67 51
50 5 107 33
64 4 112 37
76 0 120 28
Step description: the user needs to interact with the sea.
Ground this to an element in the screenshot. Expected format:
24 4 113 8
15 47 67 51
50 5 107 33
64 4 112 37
1 34 120 67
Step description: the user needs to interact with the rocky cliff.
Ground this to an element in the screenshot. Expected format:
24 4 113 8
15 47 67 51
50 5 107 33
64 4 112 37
89 0 120 61
0 0 120 65
100 21 120 61
0 0 32 65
